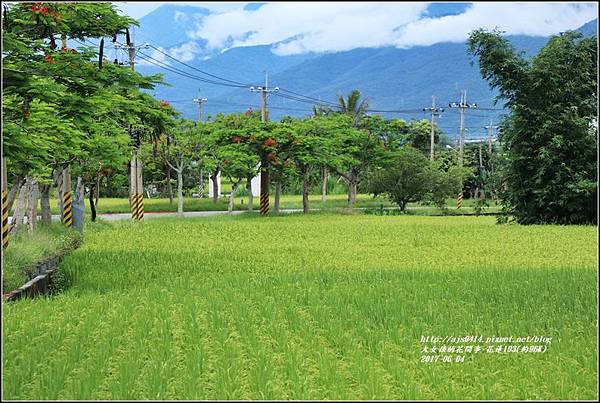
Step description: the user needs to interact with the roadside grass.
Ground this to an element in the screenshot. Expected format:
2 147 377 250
1 223 82 293
3 214 595 399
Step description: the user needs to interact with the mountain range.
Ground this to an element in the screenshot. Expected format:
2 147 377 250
127 4 597 140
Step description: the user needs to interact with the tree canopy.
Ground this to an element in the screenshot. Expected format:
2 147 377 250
468 29 597 224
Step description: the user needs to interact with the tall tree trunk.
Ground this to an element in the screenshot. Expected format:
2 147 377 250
40 184 52 225
127 160 132 207
54 169 63 217
211 169 219 204
228 182 239 213
76 176 85 202
321 166 327 203
246 175 253 211
303 167 310 214
27 179 38 234
274 180 281 214
89 183 97 222
11 181 28 234
95 173 100 207
166 164 174 208
7 176 24 215
347 175 357 209
177 168 183 217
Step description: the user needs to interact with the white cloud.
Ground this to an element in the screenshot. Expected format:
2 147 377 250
169 41 201 62
191 2 598 55
192 2 427 54
393 2 598 48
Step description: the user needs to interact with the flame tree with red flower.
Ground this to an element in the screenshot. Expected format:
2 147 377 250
2 2 175 230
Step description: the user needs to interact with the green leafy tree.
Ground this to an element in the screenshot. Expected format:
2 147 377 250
326 114 384 209
160 119 199 216
3 2 169 228
366 146 436 212
468 28 597 224
287 118 330 213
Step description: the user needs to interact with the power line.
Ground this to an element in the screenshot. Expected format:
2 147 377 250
85 38 249 89
147 44 256 87
134 50 248 88
75 39 510 121
277 88 340 108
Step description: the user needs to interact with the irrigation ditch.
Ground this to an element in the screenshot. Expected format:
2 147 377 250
3 237 82 302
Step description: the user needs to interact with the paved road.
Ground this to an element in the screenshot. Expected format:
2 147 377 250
90 209 304 221
8 208 307 223
9 205 480 223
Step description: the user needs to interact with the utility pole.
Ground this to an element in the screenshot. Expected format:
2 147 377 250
449 90 478 209
194 90 208 198
193 89 208 122
449 90 478 166
62 164 73 227
423 96 444 160
116 29 149 221
250 72 279 216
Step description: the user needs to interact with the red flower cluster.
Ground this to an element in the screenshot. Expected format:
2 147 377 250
159 100 170 108
263 138 277 147
232 136 241 143
31 2 49 15
44 54 53 64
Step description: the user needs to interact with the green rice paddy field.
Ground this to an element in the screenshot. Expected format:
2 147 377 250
2 214 597 400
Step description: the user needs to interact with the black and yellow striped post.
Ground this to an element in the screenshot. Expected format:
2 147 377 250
457 192 463 210
131 192 139 220
62 166 73 227
259 191 269 216
130 153 144 221
138 193 144 220
259 157 269 216
2 157 8 250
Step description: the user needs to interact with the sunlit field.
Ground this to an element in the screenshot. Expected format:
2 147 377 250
3 214 596 400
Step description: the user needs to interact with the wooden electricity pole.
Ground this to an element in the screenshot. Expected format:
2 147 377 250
193 89 208 123
423 96 444 160
449 90 478 208
250 72 279 216
62 165 73 227
118 28 149 221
